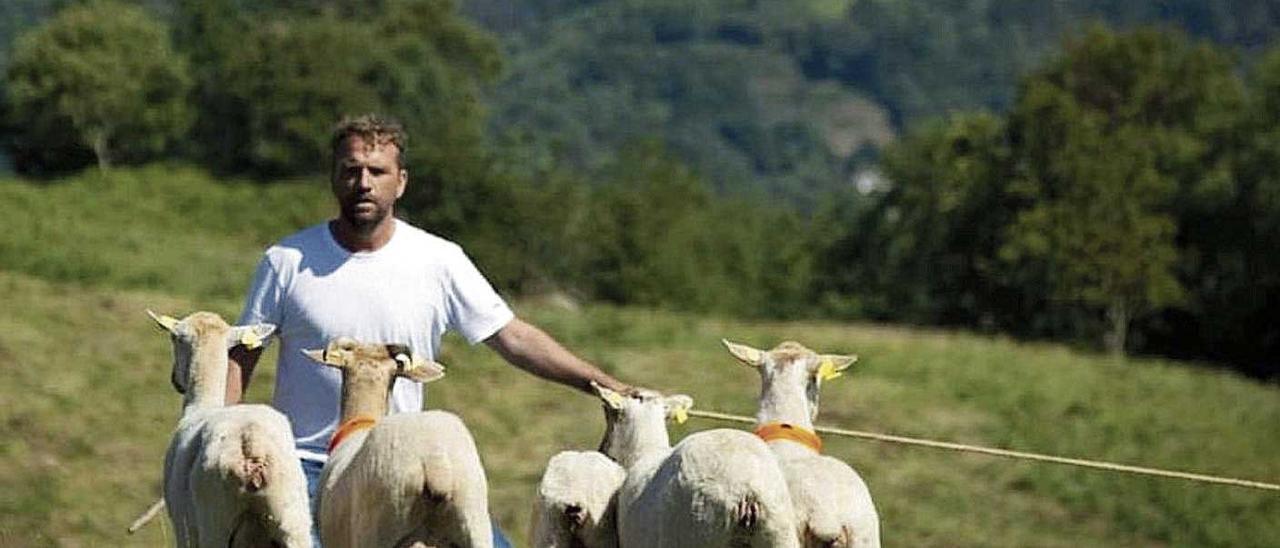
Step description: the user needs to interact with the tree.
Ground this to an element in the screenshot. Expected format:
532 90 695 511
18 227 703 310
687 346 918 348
862 112 1016 326
5 1 191 172
174 0 501 177
1000 26 1236 354
1000 103 1184 354
214 16 385 175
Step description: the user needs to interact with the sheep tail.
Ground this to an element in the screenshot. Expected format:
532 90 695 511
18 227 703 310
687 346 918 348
233 422 272 493
419 450 456 505
804 524 853 548
563 503 586 531
733 494 761 532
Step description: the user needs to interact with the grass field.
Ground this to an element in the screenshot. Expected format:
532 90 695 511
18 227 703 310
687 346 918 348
1 168 1277 547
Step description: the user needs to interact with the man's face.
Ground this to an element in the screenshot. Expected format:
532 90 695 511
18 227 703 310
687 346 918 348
331 135 407 229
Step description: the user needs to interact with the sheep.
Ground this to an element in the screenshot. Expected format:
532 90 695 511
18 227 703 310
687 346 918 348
530 450 626 548
722 339 880 548
302 337 492 548
148 310 312 548
593 384 801 548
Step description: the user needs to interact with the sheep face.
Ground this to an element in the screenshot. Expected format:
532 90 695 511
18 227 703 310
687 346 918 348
722 339 856 422
301 337 445 390
147 310 275 394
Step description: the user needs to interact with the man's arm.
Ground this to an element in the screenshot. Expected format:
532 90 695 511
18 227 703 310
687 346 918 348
485 317 632 394
226 346 264 404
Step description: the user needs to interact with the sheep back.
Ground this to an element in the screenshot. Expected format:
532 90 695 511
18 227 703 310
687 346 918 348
318 410 492 548
619 429 799 548
532 450 627 548
164 404 312 548
777 452 880 548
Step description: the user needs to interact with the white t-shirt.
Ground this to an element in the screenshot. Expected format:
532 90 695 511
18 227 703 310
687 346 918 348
237 219 514 461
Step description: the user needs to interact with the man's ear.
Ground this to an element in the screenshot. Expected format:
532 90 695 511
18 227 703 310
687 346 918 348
395 168 407 199
147 310 180 333
393 351 445 384
722 339 765 368
592 381 626 410
228 323 276 350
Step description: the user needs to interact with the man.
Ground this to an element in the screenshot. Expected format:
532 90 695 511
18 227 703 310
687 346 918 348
228 115 633 546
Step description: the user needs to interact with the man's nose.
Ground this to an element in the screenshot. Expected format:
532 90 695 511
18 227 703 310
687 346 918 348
356 170 374 191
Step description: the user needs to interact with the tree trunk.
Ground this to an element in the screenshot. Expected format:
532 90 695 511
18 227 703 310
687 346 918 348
89 130 111 171
1104 300 1128 356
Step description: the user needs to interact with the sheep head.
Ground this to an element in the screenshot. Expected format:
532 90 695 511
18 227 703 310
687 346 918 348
147 310 276 395
592 382 692 465
301 337 445 386
722 339 856 422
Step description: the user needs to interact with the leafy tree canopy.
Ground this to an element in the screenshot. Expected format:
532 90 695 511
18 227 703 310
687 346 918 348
173 0 501 177
5 0 192 172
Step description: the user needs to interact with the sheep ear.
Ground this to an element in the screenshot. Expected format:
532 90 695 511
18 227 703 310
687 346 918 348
301 348 330 365
722 339 764 367
301 342 347 368
228 323 276 350
815 354 858 381
592 381 626 410
147 310 180 333
394 352 445 383
665 395 693 424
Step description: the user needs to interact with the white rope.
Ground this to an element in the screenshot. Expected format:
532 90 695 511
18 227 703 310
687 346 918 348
127 498 165 534
687 409 1280 492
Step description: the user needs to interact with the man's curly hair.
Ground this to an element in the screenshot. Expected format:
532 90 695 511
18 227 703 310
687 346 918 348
330 114 408 168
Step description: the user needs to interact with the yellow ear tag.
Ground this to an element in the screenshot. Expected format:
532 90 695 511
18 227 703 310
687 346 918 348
818 359 843 382
240 332 262 349
673 406 689 424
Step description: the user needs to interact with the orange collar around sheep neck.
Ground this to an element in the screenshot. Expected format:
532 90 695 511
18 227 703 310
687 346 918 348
329 416 378 453
754 422 823 454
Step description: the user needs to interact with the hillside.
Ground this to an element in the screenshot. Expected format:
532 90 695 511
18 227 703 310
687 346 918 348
469 0 1280 200
0 169 1277 546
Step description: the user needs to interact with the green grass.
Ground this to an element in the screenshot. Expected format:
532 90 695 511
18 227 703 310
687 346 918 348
0 168 1277 546
0 164 332 299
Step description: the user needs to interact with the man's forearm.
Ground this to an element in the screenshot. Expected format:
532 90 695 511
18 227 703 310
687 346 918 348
486 318 629 394
226 346 263 404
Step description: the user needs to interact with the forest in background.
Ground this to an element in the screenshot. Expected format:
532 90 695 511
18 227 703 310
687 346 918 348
1 0 1278 378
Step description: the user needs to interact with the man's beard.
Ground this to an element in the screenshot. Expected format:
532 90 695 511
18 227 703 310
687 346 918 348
342 202 389 231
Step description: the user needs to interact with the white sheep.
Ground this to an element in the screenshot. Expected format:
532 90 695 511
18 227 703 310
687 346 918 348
302 337 493 548
593 384 801 548
148 310 312 548
723 339 880 548
530 450 626 548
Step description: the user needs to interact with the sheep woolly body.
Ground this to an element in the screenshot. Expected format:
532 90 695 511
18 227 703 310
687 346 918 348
723 339 881 548
150 310 312 548
305 337 493 548
530 450 626 548
594 384 801 548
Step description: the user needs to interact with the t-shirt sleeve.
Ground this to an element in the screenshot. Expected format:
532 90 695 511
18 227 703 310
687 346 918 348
444 247 515 344
236 254 285 347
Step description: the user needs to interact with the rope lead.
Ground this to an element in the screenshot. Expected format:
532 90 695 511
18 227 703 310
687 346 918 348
687 409 1280 492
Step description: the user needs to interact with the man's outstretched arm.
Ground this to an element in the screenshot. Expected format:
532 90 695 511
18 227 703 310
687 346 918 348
485 317 632 395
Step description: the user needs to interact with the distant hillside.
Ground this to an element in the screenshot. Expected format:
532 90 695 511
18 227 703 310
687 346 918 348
4 1 1280 194
466 0 1280 198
